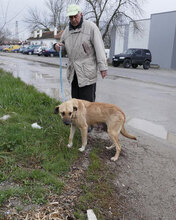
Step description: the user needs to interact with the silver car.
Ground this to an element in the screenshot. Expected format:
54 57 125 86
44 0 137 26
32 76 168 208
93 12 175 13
33 46 48 56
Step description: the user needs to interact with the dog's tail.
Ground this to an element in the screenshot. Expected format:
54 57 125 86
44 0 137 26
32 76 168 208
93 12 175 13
120 124 137 140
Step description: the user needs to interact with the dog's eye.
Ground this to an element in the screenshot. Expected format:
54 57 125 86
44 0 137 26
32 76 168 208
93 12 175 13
69 112 72 116
61 112 65 116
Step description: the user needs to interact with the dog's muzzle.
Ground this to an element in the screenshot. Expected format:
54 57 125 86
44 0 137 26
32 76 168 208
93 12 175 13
63 119 71 126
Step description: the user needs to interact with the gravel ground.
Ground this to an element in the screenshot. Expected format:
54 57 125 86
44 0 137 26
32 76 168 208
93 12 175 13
86 127 176 220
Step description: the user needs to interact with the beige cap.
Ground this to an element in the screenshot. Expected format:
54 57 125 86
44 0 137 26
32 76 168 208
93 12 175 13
67 4 81 16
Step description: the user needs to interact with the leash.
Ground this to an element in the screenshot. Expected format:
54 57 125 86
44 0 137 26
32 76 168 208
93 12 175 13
59 46 66 102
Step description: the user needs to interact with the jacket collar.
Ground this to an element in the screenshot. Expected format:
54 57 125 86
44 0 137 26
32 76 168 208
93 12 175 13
69 16 83 31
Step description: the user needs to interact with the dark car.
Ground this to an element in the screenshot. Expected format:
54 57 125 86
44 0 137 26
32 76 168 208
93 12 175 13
112 48 152 69
19 46 27 53
42 48 59 57
23 45 40 55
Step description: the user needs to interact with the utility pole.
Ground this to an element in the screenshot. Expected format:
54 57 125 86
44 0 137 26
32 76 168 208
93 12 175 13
15 21 19 40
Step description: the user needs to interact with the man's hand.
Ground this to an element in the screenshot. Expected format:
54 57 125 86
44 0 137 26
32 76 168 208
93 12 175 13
100 70 107 79
55 43 64 52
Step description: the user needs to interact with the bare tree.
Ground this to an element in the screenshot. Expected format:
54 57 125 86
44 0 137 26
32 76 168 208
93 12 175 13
0 0 22 43
46 0 66 29
81 0 144 43
24 7 51 31
24 0 69 32
23 0 143 47
0 28 11 44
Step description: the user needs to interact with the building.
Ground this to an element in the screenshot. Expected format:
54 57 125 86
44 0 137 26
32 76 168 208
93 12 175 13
110 10 176 69
27 29 63 48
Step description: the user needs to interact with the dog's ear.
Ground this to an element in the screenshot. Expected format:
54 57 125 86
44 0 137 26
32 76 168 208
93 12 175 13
72 99 78 111
54 106 59 114
73 106 77 111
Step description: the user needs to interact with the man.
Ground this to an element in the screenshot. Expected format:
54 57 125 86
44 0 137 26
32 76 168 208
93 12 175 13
54 4 108 102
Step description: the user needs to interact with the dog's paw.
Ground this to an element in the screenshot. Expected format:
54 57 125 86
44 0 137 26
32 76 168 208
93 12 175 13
110 156 118 161
79 146 85 152
67 143 73 148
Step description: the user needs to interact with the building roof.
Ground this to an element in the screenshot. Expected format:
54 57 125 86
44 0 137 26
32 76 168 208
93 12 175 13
27 30 63 41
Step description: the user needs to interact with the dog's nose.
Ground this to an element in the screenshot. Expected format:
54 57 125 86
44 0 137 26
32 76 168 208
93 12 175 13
63 120 71 125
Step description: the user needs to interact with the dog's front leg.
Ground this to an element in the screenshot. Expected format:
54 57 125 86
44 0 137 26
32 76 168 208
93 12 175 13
78 125 88 152
67 124 76 148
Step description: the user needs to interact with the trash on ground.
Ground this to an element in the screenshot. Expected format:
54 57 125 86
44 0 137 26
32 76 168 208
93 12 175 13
0 114 10 121
87 209 97 220
31 122 42 129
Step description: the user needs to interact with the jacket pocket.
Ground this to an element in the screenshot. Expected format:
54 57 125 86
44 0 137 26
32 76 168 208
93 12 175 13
66 63 74 81
82 42 90 56
82 61 97 80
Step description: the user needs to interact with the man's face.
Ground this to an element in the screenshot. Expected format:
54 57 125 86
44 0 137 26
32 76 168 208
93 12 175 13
69 13 82 27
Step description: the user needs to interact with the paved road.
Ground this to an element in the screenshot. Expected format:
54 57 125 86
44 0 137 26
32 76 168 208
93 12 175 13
0 52 176 145
1 52 176 87
108 65 176 88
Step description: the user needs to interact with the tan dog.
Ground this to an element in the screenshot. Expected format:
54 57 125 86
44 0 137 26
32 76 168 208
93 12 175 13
54 98 136 161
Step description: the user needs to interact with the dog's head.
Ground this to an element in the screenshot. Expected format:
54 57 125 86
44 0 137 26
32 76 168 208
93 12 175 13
54 99 78 125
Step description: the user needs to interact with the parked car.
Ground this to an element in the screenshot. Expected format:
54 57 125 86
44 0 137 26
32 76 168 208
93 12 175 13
8 45 20 52
3 45 20 52
11 47 21 53
112 48 152 69
42 48 59 57
23 45 40 55
33 46 48 56
18 46 28 53
0 45 7 51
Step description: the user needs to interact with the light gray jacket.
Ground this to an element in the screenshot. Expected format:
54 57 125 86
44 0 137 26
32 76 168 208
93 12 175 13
60 20 108 87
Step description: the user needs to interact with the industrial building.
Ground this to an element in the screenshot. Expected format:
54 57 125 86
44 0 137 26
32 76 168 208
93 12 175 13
110 10 176 69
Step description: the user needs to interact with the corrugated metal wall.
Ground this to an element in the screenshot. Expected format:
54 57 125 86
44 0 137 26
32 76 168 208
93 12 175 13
148 11 176 69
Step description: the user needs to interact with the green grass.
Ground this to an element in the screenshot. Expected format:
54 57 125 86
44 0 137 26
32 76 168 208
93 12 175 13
74 145 115 220
0 69 80 207
0 69 118 219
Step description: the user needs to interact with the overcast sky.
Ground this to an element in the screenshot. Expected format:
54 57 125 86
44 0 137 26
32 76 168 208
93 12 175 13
1 0 176 40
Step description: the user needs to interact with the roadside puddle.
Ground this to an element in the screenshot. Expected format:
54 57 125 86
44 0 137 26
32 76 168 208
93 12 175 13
4 61 71 101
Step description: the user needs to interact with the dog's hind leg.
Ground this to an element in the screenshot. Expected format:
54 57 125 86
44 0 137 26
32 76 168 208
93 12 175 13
107 124 122 161
68 124 76 148
111 140 122 161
